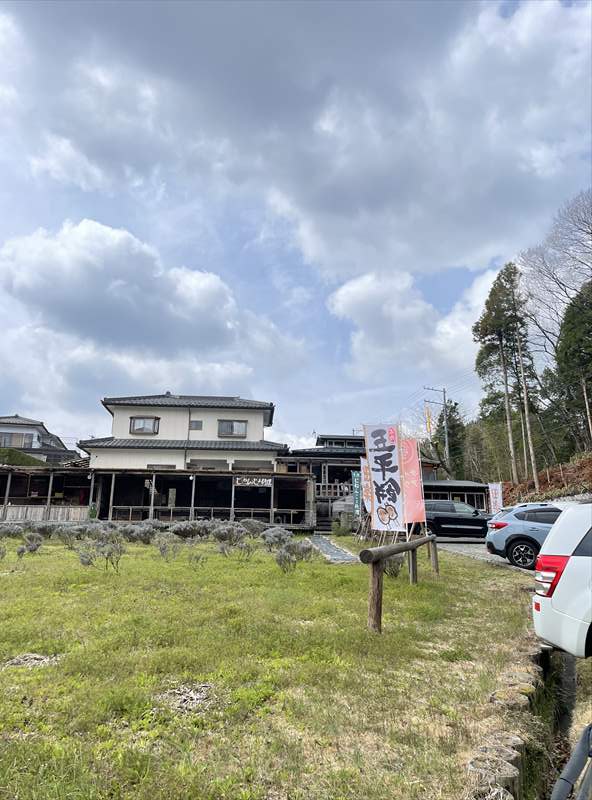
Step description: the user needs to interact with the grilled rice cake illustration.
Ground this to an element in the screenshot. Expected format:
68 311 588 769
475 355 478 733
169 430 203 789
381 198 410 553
377 504 398 525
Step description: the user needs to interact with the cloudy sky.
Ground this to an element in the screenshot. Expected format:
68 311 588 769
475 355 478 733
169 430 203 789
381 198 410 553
0 0 590 449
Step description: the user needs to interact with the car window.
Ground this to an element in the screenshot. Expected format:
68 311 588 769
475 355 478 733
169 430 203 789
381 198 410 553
454 503 476 514
526 509 561 524
490 507 514 521
573 527 592 557
426 501 453 512
514 511 528 521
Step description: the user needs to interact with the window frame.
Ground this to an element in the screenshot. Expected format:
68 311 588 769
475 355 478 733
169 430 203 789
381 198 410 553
217 419 248 439
189 420 203 431
129 416 160 435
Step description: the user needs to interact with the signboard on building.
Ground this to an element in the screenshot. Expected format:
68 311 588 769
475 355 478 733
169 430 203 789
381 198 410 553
235 476 272 488
363 424 405 532
360 458 372 512
351 471 361 517
401 438 426 524
488 482 503 514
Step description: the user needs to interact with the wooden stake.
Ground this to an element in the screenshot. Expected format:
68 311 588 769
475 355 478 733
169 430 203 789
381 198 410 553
430 539 440 575
368 561 385 633
409 549 418 584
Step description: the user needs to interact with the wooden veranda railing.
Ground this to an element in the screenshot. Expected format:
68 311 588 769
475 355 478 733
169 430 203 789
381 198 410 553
110 506 309 526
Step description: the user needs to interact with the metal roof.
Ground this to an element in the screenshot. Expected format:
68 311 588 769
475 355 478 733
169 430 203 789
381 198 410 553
78 437 288 453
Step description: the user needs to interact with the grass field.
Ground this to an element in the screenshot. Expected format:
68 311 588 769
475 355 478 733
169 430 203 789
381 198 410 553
0 536 533 800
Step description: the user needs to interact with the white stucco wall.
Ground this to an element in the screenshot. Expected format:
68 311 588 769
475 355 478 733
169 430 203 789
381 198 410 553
109 406 266 442
89 447 277 470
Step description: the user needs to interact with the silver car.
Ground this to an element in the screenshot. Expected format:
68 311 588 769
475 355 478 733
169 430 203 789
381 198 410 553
485 503 562 569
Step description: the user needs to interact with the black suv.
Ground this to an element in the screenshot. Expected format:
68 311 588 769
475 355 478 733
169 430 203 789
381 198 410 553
425 500 491 538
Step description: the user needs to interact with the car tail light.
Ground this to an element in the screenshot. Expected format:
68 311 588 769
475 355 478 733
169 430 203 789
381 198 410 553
489 521 508 529
535 555 570 597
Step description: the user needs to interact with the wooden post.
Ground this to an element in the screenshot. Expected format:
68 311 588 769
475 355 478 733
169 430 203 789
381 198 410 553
230 476 235 521
149 473 156 520
269 477 274 524
409 548 418 585
430 539 440 575
88 472 95 512
368 560 385 633
2 471 12 520
45 472 54 520
189 475 196 521
108 472 116 521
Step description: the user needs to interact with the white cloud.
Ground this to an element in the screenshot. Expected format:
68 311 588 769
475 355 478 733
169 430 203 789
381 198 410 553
328 269 497 382
29 134 109 192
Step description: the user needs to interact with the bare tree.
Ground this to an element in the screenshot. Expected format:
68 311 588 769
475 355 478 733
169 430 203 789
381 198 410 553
519 188 592 363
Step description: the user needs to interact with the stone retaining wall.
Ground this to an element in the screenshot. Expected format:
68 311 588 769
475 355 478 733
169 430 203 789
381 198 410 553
464 638 564 800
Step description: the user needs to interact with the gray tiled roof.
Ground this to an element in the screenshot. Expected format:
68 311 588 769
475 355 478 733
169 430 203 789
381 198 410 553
103 394 272 409
0 414 43 426
102 394 275 425
78 437 288 453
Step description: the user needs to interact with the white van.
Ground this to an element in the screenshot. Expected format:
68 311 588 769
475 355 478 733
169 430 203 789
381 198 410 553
532 502 592 658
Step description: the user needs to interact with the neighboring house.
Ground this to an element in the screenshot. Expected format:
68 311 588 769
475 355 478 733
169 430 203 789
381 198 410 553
78 393 288 471
0 415 78 465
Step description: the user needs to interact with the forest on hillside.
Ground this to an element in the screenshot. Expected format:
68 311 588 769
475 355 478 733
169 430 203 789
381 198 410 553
425 188 592 489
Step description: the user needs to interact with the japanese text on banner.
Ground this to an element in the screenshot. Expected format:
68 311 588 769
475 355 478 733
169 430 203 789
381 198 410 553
363 424 405 532
360 457 372 513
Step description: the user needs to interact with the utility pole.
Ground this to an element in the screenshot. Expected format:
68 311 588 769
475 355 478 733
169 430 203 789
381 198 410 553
424 386 450 471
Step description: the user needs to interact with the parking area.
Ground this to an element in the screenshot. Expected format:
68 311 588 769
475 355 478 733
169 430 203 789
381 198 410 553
437 537 530 573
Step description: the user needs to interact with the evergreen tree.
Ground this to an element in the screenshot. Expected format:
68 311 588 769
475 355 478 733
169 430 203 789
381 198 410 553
556 280 592 445
433 401 465 479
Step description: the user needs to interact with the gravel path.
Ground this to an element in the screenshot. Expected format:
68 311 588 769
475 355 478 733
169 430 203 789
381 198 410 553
438 540 529 573
309 535 359 564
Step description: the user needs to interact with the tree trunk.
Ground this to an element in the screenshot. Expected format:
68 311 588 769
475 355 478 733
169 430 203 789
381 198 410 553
517 334 540 491
499 334 519 484
582 376 592 446
519 405 529 480
537 414 559 464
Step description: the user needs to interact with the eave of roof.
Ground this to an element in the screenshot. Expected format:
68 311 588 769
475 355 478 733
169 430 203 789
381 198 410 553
423 479 488 489
101 394 275 426
77 437 288 453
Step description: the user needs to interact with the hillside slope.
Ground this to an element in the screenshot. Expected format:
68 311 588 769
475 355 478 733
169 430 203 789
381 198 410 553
504 452 592 504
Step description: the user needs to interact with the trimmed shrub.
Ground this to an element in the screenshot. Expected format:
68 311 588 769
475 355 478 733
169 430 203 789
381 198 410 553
154 532 183 561
261 527 293 551
212 522 247 546
76 532 125 573
240 519 268 536
23 531 43 553
285 539 313 562
275 547 297 573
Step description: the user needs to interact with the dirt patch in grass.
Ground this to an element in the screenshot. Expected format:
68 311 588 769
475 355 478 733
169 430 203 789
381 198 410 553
154 683 213 714
3 653 61 669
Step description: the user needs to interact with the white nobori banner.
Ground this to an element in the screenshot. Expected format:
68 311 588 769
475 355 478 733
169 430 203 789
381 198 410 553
363 424 405 532
488 482 503 514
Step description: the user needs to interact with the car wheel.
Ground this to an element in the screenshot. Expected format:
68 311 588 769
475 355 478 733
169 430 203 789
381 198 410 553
507 539 539 570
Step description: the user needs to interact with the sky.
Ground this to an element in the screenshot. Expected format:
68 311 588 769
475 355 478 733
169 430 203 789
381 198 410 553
0 0 590 450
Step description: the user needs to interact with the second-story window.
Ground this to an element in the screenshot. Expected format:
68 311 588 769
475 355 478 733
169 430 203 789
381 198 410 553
189 420 203 431
218 419 247 438
130 416 160 435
